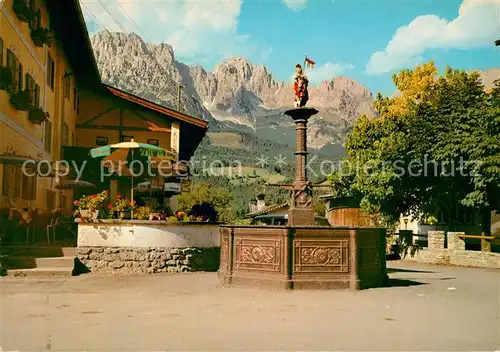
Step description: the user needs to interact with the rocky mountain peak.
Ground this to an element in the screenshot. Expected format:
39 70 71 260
90 30 378 146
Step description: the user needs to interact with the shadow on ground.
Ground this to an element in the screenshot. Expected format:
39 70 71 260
386 278 427 287
387 268 434 274
72 258 91 276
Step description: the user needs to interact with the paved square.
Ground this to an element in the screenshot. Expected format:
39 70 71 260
1 261 499 351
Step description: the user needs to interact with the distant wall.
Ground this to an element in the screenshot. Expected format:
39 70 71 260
406 231 500 269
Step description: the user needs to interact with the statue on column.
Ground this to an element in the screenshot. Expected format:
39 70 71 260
293 64 309 108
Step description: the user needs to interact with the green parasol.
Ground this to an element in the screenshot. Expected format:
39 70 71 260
89 139 175 219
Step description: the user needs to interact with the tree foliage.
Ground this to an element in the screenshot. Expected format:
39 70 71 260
329 62 500 228
178 182 235 223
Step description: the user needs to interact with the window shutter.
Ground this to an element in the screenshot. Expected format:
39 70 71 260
0 38 3 67
7 50 14 89
7 50 12 70
37 10 41 30
25 73 33 105
18 63 23 92
35 84 40 108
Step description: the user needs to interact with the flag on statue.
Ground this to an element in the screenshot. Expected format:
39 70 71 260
305 57 316 69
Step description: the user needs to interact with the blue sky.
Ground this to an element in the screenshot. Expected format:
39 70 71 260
81 0 500 95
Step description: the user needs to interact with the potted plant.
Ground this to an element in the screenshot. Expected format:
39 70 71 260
0 68 13 92
28 108 47 124
12 0 34 23
426 215 439 230
9 90 32 111
135 206 152 220
112 194 136 219
73 191 108 220
31 27 52 47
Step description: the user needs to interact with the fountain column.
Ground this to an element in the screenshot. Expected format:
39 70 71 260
284 107 318 226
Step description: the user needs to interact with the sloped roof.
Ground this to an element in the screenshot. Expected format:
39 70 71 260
245 203 289 218
105 85 208 129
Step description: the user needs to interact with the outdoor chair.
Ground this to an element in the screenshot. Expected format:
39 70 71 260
25 212 53 244
46 210 64 244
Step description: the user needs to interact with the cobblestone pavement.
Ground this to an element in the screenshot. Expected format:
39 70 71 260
1 261 499 351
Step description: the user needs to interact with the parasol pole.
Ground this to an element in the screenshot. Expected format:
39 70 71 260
131 140 134 220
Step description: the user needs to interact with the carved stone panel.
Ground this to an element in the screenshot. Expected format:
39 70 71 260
294 239 349 273
235 238 281 272
220 234 229 265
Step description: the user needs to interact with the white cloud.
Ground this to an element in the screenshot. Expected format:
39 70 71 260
366 0 500 75
79 0 270 67
290 62 354 84
282 0 307 11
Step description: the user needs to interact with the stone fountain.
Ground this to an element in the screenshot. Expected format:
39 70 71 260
218 63 388 290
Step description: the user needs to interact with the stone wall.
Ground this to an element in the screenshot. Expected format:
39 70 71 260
77 247 220 274
406 231 500 269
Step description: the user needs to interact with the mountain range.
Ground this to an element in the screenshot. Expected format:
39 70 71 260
90 31 376 150
90 31 499 151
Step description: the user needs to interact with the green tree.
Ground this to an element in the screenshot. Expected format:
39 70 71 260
329 63 500 230
178 182 235 223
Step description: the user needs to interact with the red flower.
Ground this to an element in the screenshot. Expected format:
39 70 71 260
73 200 80 206
107 203 113 210
89 194 97 199
116 194 122 199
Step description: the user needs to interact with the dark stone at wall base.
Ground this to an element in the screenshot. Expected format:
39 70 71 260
77 247 220 274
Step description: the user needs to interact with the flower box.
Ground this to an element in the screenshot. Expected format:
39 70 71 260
80 210 100 220
118 211 131 220
73 191 109 219
31 28 52 47
28 108 48 124
9 90 32 111
12 0 34 23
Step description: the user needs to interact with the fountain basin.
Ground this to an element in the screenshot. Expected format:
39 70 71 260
219 225 387 290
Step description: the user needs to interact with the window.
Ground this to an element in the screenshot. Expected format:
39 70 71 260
96 136 108 146
18 63 23 92
43 120 52 152
73 88 77 110
22 171 37 201
7 50 21 92
29 2 41 30
35 83 40 108
1 165 21 198
62 122 69 146
0 37 3 67
25 73 36 106
63 76 70 99
47 54 55 90
46 190 55 211
147 139 159 146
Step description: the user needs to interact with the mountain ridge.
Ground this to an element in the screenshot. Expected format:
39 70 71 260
90 31 376 149
90 30 499 150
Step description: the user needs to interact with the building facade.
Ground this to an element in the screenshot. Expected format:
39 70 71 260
0 0 208 215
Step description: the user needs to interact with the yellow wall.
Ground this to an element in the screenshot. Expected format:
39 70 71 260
0 0 78 213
